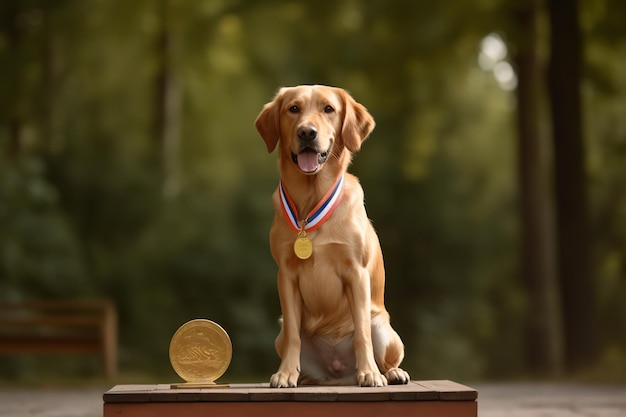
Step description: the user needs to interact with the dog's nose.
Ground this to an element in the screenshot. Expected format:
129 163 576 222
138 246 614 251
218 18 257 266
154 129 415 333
297 125 318 142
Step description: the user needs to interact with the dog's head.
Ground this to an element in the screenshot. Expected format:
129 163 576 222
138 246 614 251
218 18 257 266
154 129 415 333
255 85 375 175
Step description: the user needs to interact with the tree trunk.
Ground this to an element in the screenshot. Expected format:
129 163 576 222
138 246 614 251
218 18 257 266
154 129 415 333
5 0 23 158
547 0 597 371
40 2 56 155
154 0 182 198
514 4 564 376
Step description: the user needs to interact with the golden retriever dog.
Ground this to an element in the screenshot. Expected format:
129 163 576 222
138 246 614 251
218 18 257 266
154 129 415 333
255 85 410 387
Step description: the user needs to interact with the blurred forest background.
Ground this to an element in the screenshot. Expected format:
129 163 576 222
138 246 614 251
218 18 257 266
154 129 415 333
1 0 625 382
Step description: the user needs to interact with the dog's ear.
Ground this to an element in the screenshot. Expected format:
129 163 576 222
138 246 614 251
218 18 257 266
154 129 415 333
255 89 285 153
340 89 375 153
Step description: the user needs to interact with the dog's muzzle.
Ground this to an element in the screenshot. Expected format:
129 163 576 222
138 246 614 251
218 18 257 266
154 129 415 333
291 125 333 174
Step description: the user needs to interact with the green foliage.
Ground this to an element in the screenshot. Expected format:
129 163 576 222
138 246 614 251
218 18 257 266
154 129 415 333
0 0 624 381
0 157 88 298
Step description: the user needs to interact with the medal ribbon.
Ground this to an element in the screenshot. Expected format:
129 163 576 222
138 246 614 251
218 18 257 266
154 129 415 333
279 174 344 233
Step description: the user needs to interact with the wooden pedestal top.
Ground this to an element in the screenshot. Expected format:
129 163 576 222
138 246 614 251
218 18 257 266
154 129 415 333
104 380 477 403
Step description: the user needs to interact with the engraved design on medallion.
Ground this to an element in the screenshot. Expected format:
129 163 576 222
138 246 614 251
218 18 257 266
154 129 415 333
169 319 232 383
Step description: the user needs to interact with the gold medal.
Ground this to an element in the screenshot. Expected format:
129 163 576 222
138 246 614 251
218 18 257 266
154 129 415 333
294 230 313 259
280 178 344 261
169 319 232 385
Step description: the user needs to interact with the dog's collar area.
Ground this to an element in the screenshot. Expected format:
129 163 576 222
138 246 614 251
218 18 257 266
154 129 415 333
278 174 345 234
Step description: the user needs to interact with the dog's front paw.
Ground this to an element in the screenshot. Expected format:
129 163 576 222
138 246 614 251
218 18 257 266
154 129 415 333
385 367 410 385
357 369 387 387
270 370 299 388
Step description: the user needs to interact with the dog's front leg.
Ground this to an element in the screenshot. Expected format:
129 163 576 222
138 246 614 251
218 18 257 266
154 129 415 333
271 269 302 388
346 266 388 387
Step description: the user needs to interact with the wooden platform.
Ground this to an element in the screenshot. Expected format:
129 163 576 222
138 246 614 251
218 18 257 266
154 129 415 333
103 380 477 417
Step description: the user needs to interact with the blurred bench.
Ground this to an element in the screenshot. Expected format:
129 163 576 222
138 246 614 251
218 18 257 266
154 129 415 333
0 299 118 378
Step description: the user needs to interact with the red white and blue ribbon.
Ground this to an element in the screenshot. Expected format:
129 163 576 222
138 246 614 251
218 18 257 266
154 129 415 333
279 174 344 233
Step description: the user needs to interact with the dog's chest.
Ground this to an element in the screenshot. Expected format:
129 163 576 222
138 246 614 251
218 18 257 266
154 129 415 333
296 254 346 307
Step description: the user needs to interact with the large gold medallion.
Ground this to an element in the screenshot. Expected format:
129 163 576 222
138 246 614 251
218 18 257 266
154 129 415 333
294 231 313 259
169 319 232 386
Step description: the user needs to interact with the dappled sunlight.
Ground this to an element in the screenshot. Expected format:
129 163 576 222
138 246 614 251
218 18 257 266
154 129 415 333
479 33 518 91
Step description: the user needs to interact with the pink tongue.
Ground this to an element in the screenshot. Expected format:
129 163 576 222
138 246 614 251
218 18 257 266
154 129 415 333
297 151 319 172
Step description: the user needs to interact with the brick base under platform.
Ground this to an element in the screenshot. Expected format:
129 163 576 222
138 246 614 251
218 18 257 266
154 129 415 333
103 380 477 417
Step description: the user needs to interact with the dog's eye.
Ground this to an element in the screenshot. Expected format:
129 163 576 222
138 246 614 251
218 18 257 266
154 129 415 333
324 105 335 113
289 105 299 113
